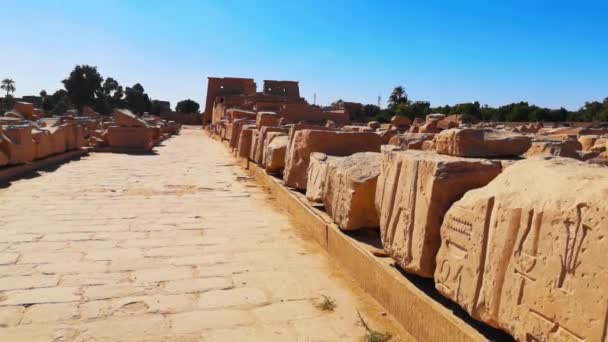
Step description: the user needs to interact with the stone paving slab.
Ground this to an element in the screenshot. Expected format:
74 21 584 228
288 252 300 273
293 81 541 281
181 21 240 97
0 127 409 341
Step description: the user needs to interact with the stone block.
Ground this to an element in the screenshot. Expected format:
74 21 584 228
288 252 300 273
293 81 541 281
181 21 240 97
305 153 343 203
524 140 582 159
113 109 146 127
324 152 382 230
2 125 35 164
13 102 34 119
228 119 255 149
255 127 289 165
435 157 608 341
375 150 501 277
283 130 382 189
264 134 288 173
388 133 435 150
46 126 67 155
435 128 532 157
256 111 279 129
106 126 156 150
32 129 53 160
237 126 256 158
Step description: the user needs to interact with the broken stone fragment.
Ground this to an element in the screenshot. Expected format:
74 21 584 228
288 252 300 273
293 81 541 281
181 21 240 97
434 157 608 341
375 150 501 277
324 152 382 230
435 128 532 157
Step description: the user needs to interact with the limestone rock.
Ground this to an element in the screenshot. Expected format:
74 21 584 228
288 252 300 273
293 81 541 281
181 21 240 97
283 130 382 189
264 134 288 174
305 153 343 203
324 152 382 230
113 109 146 127
375 150 501 277
435 128 532 157
434 157 608 341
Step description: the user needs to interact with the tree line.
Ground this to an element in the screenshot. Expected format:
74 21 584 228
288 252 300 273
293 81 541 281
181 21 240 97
351 86 608 123
1 66 200 116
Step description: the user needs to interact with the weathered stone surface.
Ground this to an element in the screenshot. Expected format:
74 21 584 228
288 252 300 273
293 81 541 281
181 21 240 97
305 153 343 203
228 119 255 149
106 126 156 150
32 129 53 160
249 129 260 161
283 129 382 189
113 109 146 127
256 111 279 129
324 152 382 230
375 150 501 277
524 140 581 159
391 116 411 126
376 129 398 144
237 126 255 158
435 128 532 157
435 157 608 341
255 127 288 165
264 134 288 173
46 126 67 155
578 135 600 151
13 102 35 119
2 125 35 164
388 133 435 150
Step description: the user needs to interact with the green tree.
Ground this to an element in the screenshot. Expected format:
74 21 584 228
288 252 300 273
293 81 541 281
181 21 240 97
125 83 151 115
62 65 103 111
176 99 200 113
1 79 16 97
388 86 408 108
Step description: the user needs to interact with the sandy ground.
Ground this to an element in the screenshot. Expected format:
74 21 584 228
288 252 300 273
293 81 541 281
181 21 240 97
0 127 410 341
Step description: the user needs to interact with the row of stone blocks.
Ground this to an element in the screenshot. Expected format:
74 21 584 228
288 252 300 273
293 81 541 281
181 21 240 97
0 123 88 167
217 115 607 342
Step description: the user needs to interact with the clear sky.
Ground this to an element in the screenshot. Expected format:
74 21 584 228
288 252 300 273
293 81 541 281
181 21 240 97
2 0 607 110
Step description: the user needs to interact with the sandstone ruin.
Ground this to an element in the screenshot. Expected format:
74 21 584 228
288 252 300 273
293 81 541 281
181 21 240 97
201 75 608 342
435 157 608 341
375 150 501 277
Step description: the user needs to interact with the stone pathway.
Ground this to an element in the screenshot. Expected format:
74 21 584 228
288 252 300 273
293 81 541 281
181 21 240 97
0 127 408 341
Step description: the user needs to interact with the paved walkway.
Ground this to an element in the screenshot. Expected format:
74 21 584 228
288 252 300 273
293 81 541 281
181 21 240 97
0 128 407 341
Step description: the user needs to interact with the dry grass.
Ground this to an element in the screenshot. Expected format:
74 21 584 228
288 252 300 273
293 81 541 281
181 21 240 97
357 311 392 342
316 295 337 312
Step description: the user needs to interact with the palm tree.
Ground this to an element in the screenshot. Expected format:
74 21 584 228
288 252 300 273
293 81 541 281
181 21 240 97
388 86 408 107
1 79 16 98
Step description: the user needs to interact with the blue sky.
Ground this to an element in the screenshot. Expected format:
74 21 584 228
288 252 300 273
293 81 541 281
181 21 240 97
1 0 607 110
